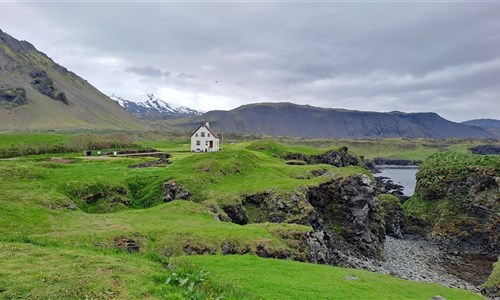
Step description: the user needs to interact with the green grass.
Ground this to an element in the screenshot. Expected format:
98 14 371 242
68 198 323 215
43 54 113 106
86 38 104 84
485 257 500 289
0 242 184 299
271 137 500 160
0 135 492 299
186 255 482 300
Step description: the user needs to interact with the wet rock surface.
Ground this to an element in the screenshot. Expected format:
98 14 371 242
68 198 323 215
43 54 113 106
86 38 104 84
374 176 407 201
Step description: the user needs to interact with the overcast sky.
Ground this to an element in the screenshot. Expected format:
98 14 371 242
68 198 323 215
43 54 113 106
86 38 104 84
1 2 499 121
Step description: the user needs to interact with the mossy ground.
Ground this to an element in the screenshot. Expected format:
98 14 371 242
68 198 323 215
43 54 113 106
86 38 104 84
0 133 486 299
485 258 500 289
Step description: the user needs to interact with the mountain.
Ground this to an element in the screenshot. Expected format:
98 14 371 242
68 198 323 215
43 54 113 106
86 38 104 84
461 118 500 129
167 102 495 139
461 119 500 137
111 94 203 120
0 29 149 130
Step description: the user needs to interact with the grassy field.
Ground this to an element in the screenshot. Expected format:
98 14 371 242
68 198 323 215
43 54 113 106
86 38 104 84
0 132 488 299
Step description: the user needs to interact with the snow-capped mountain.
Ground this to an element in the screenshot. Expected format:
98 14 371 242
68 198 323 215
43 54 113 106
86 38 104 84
111 94 203 120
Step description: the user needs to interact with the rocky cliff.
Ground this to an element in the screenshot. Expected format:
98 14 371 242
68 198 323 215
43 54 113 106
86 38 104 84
222 173 388 263
404 152 500 257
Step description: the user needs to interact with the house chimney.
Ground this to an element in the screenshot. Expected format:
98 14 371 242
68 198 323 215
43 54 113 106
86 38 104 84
205 122 209 127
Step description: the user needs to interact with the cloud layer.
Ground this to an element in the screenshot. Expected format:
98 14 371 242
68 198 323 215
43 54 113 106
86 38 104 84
1 2 499 121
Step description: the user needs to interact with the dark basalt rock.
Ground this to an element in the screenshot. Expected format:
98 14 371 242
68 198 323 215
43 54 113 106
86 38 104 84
162 181 191 202
471 145 500 155
242 174 386 260
373 158 422 166
0 84 27 108
243 189 312 224
314 147 361 167
114 237 140 253
481 286 500 299
374 176 408 202
222 204 248 225
29 69 68 104
284 147 361 168
413 162 500 257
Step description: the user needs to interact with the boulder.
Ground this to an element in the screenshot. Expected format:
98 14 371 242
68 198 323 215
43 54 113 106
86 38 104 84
313 147 360 167
162 181 191 202
222 204 248 225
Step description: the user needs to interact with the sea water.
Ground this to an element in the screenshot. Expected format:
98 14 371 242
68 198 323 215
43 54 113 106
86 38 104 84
376 166 419 197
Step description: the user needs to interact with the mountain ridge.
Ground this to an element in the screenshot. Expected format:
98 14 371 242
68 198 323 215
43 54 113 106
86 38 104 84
167 102 494 139
111 94 203 120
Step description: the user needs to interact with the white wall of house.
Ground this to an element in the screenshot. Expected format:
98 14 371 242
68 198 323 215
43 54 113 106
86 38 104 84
190 124 220 152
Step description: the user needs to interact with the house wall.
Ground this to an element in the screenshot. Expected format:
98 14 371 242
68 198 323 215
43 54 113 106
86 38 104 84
190 126 220 152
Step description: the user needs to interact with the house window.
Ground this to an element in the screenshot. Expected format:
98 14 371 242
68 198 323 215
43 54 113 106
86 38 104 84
208 133 210 137
196 140 200 145
196 133 198 137
205 141 208 146
201 132 205 137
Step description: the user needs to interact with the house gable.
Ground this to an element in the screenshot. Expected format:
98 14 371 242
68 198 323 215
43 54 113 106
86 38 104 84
190 122 220 152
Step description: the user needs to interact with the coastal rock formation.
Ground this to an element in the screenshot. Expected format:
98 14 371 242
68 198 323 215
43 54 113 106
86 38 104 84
284 147 361 167
409 154 500 257
241 174 386 260
308 174 385 259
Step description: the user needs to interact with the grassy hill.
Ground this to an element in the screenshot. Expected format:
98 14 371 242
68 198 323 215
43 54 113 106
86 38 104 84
0 29 149 130
0 133 486 299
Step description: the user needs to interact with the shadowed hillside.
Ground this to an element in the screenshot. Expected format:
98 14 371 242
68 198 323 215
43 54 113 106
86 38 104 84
167 102 494 138
0 29 149 130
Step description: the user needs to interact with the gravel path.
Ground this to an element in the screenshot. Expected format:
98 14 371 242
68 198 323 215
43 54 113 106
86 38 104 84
377 235 479 292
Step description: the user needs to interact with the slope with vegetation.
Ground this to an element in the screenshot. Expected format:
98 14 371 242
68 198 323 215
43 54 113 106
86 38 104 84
0 133 485 299
0 29 148 130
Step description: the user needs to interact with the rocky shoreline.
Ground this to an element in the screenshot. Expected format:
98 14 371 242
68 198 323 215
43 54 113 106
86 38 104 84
379 235 482 292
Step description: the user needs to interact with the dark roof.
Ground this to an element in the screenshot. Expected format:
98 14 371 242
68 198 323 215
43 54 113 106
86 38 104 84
190 123 219 138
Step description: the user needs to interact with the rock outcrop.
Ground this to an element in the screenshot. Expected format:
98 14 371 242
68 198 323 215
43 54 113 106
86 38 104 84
240 174 386 261
29 69 68 104
162 181 191 202
0 83 27 108
284 147 361 167
406 152 500 258
378 194 405 239
222 204 248 225
308 175 386 259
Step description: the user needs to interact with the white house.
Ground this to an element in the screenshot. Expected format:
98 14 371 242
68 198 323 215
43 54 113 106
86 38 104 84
191 122 220 152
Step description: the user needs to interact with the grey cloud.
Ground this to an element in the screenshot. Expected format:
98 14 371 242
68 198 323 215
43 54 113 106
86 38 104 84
125 66 163 77
1 2 499 120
